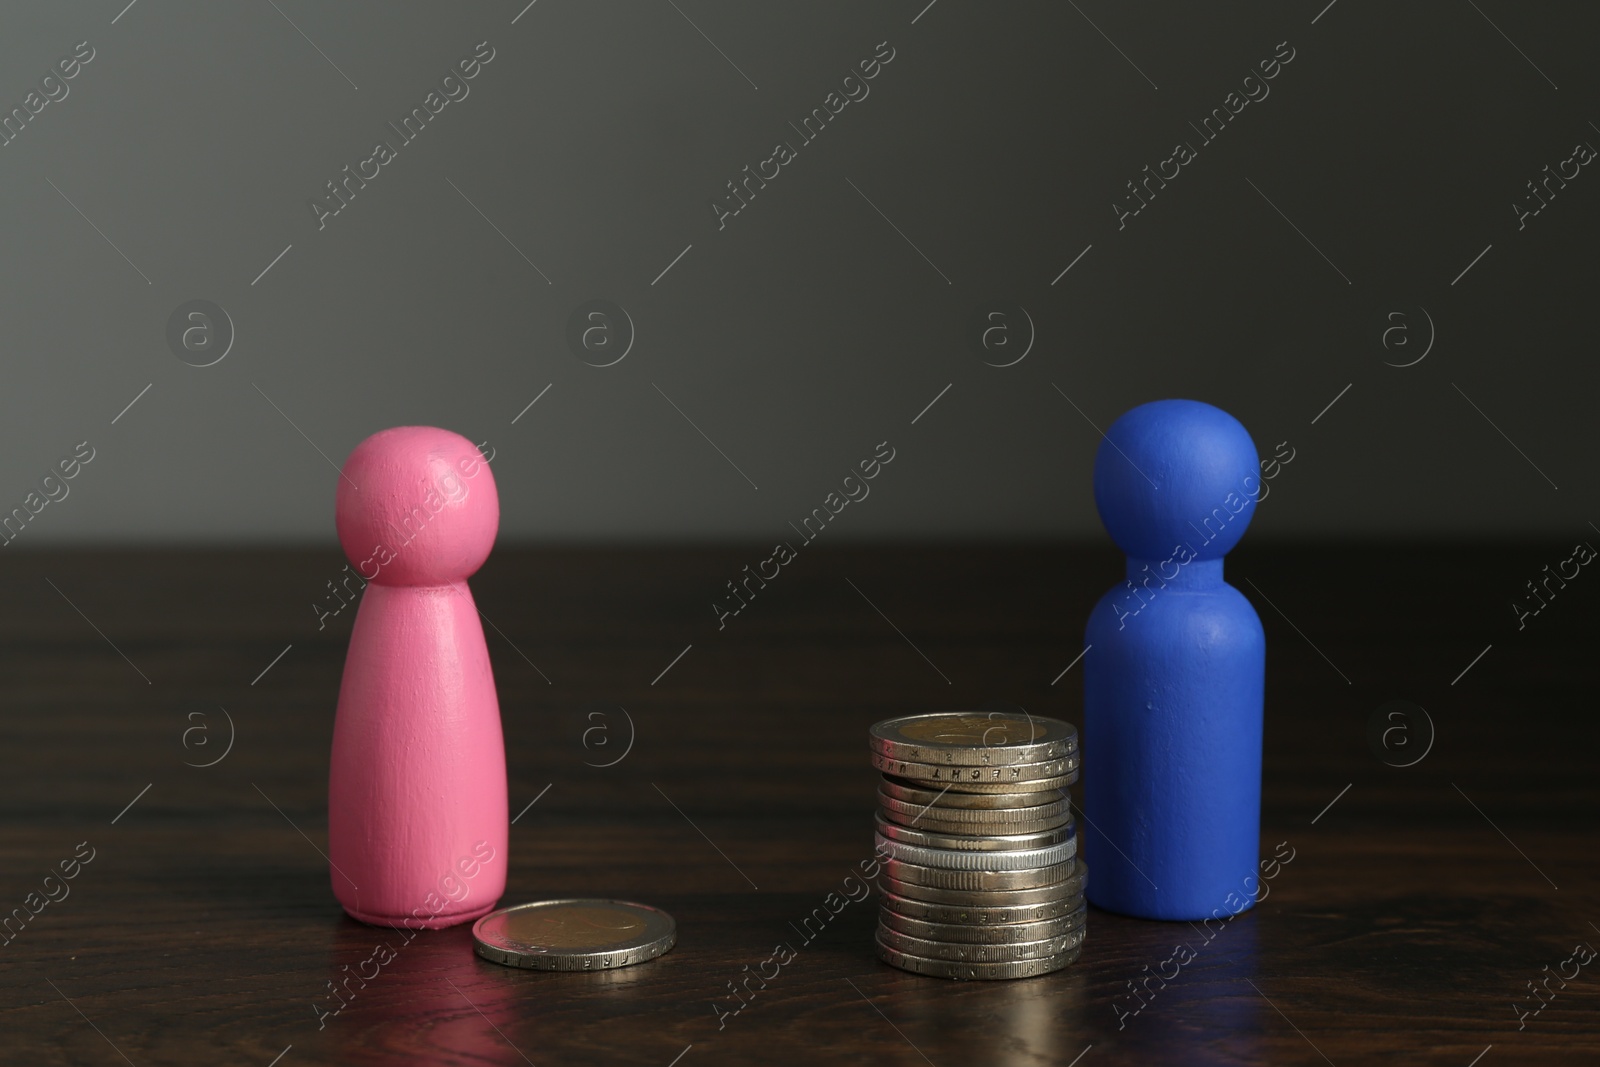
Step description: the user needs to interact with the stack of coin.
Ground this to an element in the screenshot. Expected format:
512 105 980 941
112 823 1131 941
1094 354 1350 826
869 711 1085 979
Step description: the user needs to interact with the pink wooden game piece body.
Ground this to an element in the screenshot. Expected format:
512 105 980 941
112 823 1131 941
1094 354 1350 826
328 426 508 929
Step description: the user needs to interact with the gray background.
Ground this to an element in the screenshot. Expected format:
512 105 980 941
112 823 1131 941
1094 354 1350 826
0 0 1593 545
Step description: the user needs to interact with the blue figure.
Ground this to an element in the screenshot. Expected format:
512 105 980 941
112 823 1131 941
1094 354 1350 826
1082 399 1266 921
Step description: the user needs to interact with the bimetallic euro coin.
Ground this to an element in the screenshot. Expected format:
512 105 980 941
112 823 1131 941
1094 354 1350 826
877 794 1072 835
875 937 1081 979
874 812 1070 852
879 776 1067 810
870 712 1078 767
882 857 1077 891
472 899 676 971
877 923 1086 962
879 904 1086 944
881 813 1072 837
871 751 1078 785
879 873 1085 908
878 868 1086 925
927 772 1078 794
874 832 1077 871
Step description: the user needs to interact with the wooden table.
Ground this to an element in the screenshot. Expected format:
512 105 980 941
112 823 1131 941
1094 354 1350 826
1 545 1594 1066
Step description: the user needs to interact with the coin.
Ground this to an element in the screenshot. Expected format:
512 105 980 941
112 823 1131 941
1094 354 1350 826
874 833 1077 872
884 818 1068 839
875 938 1081 980
880 904 1086 944
871 751 1079 785
880 872 1084 908
882 856 1077 891
870 712 1078 767
471 899 676 971
877 794 1071 835
874 813 1070 852
877 792 1072 825
879 813 1072 837
933 774 1078 794
879 776 1066 810
877 924 1086 963
879 867 1087 925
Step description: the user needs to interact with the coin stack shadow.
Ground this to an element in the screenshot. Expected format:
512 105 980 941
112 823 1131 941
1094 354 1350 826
869 714 1084 980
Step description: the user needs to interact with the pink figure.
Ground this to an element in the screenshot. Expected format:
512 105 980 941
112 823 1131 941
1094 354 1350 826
328 426 508 929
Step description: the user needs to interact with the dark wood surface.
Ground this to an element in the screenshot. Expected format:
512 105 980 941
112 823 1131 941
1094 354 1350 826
1 544 1595 1066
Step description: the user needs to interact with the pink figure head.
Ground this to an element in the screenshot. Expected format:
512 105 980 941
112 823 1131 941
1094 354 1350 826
336 426 498 586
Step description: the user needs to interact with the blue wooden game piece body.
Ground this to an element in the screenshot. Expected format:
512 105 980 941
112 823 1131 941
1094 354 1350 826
1082 399 1266 921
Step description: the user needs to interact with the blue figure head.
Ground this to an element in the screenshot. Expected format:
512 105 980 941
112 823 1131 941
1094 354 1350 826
1093 399 1261 561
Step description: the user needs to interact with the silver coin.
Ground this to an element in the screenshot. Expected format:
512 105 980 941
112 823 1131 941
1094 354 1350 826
877 795 1072 835
879 904 1086 944
471 899 676 971
879 776 1067 810
877 923 1087 963
877 791 1071 821
874 812 1070 852
871 751 1079 785
882 856 1077 891
879 867 1087 925
880 872 1084 908
870 712 1078 767
889 772 1079 795
878 814 1072 839
932 773 1078 794
874 832 1077 872
880 814 1072 838
876 937 1082 980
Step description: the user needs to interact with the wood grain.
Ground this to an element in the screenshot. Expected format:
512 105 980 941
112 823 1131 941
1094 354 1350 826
0 545 1594 1066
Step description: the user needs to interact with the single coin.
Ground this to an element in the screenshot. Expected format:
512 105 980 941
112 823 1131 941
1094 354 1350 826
900 773 1078 795
882 856 1077 891
879 776 1067 811
876 924 1087 963
879 868 1086 925
876 938 1082 980
937 774 1078 794
878 812 1071 836
879 814 1072 838
876 798 1072 834
870 712 1078 767
871 751 1079 785
874 813 1069 852
877 795 1071 835
472 899 676 971
883 793 1068 825
874 832 1077 872
879 904 1086 944
883 775 1076 801
880 872 1084 908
